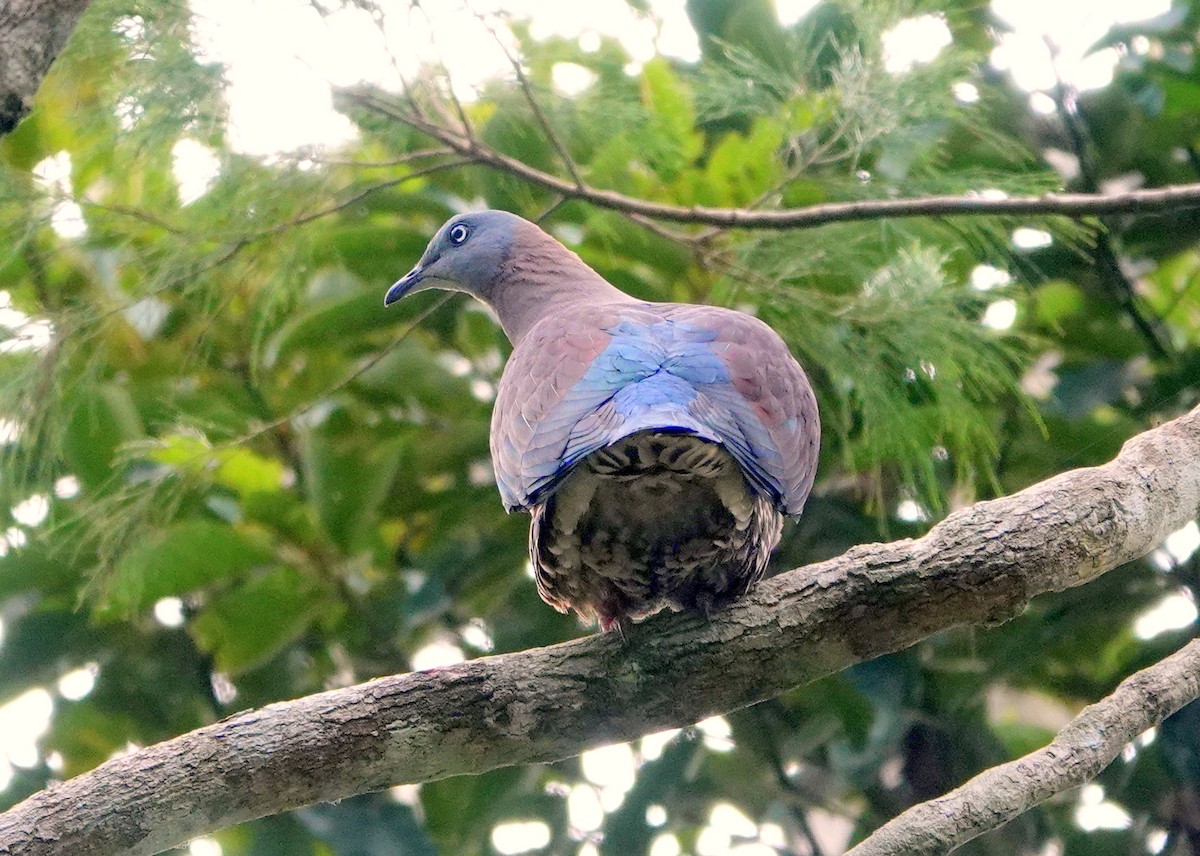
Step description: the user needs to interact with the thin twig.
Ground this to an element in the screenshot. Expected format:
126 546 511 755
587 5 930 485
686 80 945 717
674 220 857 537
88 238 252 327
750 705 829 856
216 292 454 452
534 195 568 223
80 158 469 330
233 361 305 488
406 2 475 140
846 638 1200 856
624 211 702 244
687 159 813 246
76 199 185 234
251 159 473 238
476 10 586 190
307 147 454 169
1046 39 1172 360
344 89 1200 230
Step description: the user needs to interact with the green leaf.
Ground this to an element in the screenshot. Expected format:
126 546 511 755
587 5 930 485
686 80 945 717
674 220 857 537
301 411 405 552
190 565 325 675
266 290 389 367
46 700 139 779
215 448 286 496
421 767 528 855
103 520 272 613
1035 280 1086 327
355 337 483 411
146 432 210 467
63 384 144 491
639 58 703 176
146 434 284 496
0 540 81 599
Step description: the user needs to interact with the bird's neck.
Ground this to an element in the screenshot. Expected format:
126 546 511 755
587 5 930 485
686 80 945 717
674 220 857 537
489 251 636 345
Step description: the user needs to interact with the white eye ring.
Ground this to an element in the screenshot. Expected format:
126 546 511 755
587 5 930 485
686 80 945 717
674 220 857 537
448 224 470 245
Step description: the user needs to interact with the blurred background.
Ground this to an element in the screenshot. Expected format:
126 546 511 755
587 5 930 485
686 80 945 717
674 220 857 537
1 0 1200 853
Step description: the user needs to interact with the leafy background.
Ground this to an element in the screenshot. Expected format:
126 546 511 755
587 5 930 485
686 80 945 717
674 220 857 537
1 0 1199 854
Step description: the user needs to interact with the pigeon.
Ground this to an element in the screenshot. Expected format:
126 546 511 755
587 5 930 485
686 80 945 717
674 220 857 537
386 210 819 630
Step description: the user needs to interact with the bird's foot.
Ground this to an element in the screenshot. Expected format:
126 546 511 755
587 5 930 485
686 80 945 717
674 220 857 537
598 614 630 640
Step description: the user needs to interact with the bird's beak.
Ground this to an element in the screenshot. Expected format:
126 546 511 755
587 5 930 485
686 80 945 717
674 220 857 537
384 266 423 306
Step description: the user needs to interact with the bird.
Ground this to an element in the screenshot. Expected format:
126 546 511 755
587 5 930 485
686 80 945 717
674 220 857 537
385 210 819 631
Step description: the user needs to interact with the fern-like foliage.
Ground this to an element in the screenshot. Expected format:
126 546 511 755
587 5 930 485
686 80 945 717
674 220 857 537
0 0 1072 585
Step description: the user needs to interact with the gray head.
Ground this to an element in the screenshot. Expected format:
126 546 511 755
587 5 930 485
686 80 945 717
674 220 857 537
384 210 531 306
386 209 634 344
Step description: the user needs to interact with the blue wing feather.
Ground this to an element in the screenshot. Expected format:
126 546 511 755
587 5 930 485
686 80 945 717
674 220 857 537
492 304 818 515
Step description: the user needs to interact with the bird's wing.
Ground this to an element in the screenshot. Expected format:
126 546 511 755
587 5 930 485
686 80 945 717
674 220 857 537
672 305 820 516
492 303 820 517
491 306 629 511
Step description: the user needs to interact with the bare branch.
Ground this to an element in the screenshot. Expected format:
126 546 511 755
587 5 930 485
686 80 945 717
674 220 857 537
2 403 1198 856
848 638 1200 856
343 88 1200 230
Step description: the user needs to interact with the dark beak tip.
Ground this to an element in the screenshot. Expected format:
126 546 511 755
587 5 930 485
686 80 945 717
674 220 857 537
384 275 414 307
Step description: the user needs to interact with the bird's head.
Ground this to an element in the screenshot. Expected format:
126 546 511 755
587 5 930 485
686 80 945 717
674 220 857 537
384 210 526 306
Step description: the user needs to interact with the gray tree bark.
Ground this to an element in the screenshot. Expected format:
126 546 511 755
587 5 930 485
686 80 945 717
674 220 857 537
0 0 93 133
1 403 1198 856
848 636 1200 855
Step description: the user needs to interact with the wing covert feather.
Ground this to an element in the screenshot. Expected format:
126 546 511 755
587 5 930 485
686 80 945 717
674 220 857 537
492 303 819 517
672 306 820 516
491 311 617 510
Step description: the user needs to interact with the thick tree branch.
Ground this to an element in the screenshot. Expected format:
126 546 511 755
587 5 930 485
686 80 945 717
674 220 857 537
0 0 93 134
342 89 1200 231
2 404 1199 856
847 636 1200 856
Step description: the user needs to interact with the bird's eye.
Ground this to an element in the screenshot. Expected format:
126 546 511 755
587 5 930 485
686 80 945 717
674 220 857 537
448 224 470 245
